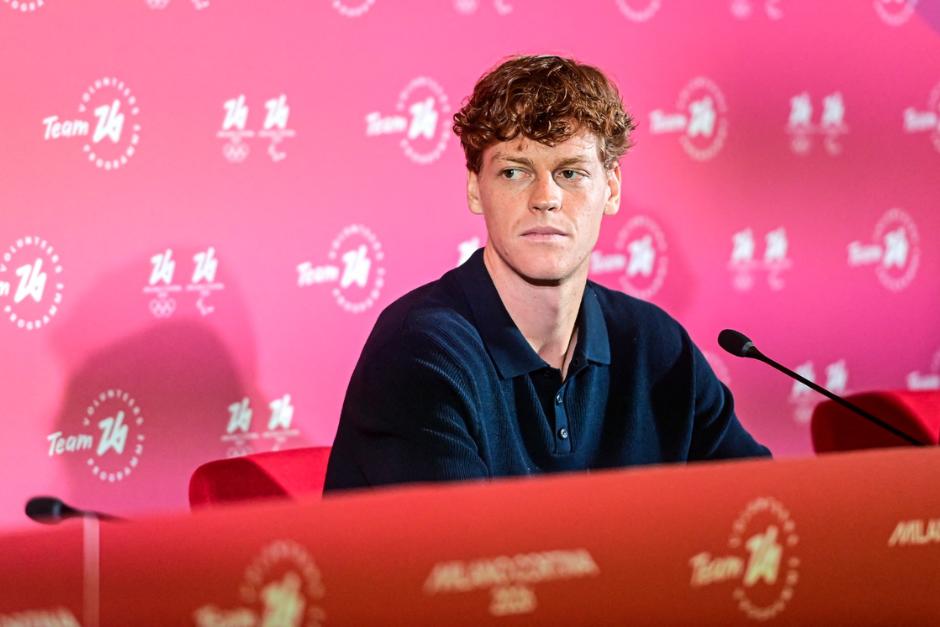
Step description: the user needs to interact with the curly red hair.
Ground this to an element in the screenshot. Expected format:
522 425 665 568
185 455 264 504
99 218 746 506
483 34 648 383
453 55 635 173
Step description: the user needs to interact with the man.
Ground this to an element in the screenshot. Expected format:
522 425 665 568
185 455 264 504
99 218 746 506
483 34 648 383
324 55 769 492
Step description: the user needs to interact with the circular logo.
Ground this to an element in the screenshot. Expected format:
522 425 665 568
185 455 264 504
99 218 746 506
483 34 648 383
78 77 141 171
874 0 918 26
396 77 451 165
82 388 145 483
874 208 919 291
1 236 64 331
332 0 375 17
328 224 386 313
3 0 44 12
615 0 661 21
240 540 326 626
728 497 799 620
677 77 729 161
614 216 668 299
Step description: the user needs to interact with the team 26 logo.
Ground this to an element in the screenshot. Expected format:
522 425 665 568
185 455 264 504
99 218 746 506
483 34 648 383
902 82 940 154
365 77 452 165
846 209 920 292
297 224 386 313
873 0 918 26
42 77 141 171
649 77 729 161
0 236 64 331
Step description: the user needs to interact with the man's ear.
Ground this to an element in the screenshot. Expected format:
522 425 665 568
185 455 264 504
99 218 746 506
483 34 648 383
604 163 622 216
467 170 484 215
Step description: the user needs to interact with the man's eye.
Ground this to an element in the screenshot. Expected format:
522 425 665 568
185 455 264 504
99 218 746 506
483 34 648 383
501 168 521 179
558 169 583 180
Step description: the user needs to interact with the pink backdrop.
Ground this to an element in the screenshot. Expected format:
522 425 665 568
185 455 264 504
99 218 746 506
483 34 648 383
1 0 938 530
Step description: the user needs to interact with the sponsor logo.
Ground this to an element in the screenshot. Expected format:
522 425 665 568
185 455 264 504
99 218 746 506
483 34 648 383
47 389 145 483
847 209 920 292
221 394 299 457
902 82 940 154
143 246 225 318
615 0 661 21
906 348 940 390
889 518 940 546
217 94 295 163
424 548 600 617
730 0 783 19
703 350 732 385
0 236 64 331
365 77 451 164
789 359 848 424
3 0 44 11
332 0 375 17
728 227 792 291
297 224 386 313
590 216 668 299
689 497 799 621
194 540 326 627
786 92 848 155
42 77 141 170
146 0 209 9
649 77 728 161
457 236 481 267
874 0 918 26
0 608 79 626
454 0 513 14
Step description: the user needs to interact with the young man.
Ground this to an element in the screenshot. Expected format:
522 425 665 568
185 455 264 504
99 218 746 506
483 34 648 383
324 56 770 492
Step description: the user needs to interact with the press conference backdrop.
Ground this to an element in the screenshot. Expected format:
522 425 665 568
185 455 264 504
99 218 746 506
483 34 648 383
0 0 938 530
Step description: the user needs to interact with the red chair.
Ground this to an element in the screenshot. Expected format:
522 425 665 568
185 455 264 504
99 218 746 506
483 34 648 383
811 390 940 453
189 446 331 509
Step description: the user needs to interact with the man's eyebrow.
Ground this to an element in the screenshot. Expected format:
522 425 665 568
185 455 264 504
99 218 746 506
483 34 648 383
489 152 594 168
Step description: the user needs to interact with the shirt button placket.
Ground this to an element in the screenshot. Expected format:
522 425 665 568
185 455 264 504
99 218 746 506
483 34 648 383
554 385 571 454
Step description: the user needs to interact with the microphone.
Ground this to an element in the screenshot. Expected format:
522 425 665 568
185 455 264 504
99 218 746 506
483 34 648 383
718 329 926 446
25 496 123 524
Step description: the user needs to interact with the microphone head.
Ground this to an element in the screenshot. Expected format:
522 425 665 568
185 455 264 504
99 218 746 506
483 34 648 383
718 329 758 358
25 496 77 524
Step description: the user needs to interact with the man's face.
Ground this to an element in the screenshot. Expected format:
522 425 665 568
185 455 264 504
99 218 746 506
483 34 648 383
467 127 621 286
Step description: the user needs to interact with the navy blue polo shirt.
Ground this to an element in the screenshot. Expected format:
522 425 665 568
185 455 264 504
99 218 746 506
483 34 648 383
323 248 770 492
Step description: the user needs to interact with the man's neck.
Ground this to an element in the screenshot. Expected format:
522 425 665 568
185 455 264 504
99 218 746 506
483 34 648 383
482 246 587 377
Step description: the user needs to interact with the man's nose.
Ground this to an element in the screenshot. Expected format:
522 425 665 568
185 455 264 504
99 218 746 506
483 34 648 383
530 174 562 212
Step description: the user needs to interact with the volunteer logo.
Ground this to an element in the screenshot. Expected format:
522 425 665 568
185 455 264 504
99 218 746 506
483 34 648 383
42 77 141 170
222 393 299 457
847 209 920 291
615 0 661 21
194 540 326 627
143 246 225 318
297 224 386 313
1 236 64 331
333 0 375 17
728 227 791 291
454 0 513 14
689 497 799 621
730 0 783 19
789 359 848 424
902 82 940 154
889 518 940 547
424 548 599 617
217 94 295 163
703 350 732 385
600 215 668 299
786 92 848 155
146 0 209 9
3 0 44 12
874 0 918 26
906 348 940 390
47 389 145 483
649 77 728 161
365 77 451 164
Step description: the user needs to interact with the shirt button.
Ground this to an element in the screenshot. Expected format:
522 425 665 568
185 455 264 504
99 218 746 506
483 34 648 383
554 392 563 405
558 428 569 440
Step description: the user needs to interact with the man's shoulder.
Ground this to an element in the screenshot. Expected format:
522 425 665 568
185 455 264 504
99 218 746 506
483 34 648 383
588 280 683 336
362 268 483 363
